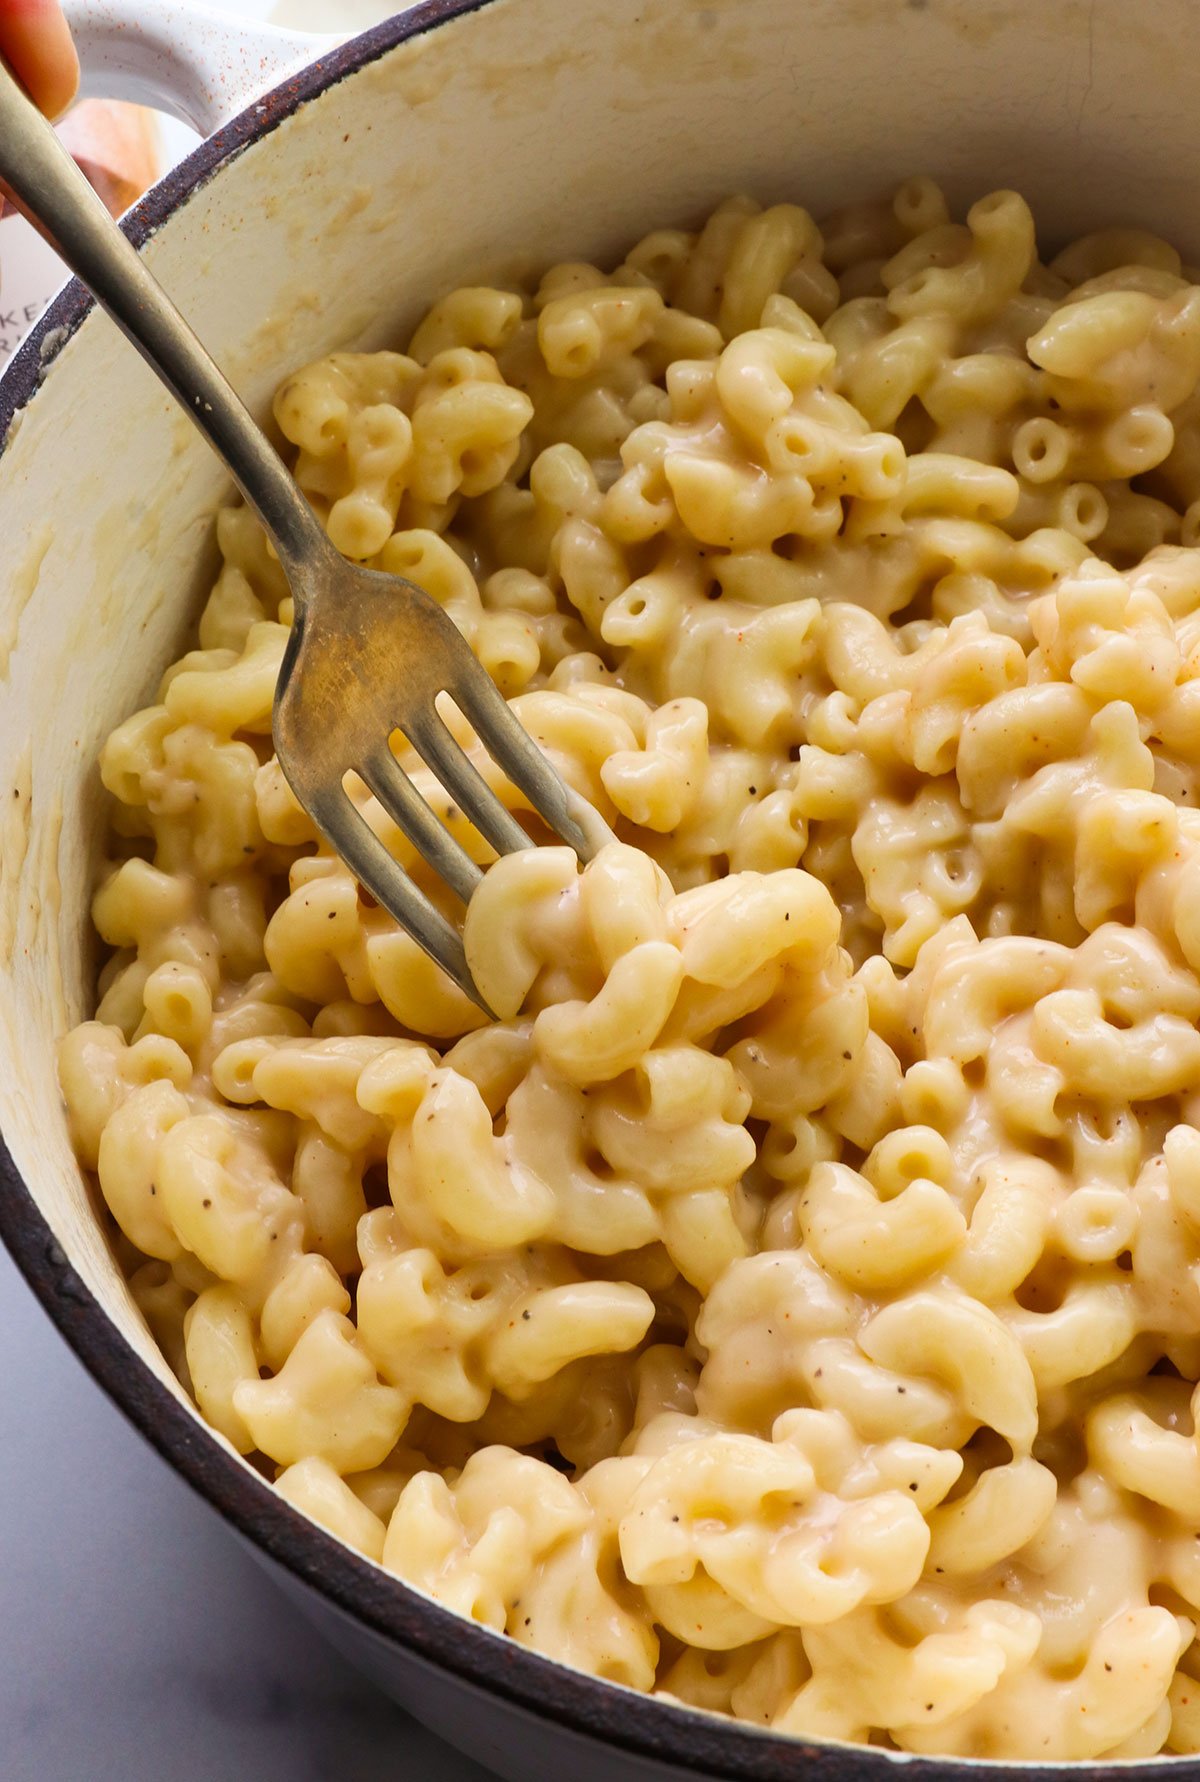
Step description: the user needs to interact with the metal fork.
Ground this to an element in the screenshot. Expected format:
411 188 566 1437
1 59 608 1012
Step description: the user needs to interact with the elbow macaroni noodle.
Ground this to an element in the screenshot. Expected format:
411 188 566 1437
59 180 1200 1757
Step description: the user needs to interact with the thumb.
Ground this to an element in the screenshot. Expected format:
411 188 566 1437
1 0 80 119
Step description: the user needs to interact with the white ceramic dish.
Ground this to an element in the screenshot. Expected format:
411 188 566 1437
3 3 1199 1776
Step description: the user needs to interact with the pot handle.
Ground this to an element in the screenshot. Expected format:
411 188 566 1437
60 0 340 136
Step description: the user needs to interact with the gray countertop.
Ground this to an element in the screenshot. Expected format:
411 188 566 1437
0 1244 493 1782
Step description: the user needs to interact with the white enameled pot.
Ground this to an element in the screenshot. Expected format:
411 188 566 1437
2 4 1199 1778
63 0 336 133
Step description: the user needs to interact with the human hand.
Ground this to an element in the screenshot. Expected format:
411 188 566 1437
0 0 79 117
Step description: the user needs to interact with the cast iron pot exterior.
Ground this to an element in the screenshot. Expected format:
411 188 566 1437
3 2 1199 1776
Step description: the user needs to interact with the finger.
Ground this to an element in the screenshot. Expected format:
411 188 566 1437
1 0 80 119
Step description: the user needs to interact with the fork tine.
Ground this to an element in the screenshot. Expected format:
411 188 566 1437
359 746 483 906
404 703 534 859
310 784 492 1013
447 658 608 861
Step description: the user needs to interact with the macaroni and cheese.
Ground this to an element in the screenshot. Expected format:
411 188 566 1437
60 181 1200 1758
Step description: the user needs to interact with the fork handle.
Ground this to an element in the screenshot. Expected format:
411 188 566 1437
0 56 334 594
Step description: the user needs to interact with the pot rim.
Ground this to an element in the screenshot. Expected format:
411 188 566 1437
0 5 1186 1776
